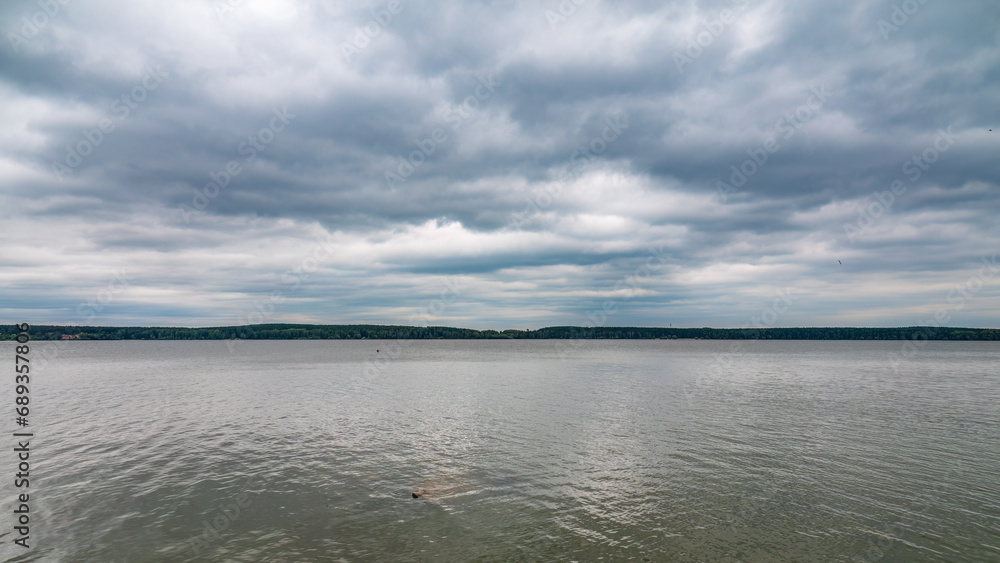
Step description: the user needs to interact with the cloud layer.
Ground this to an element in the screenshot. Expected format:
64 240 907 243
2 0 999 329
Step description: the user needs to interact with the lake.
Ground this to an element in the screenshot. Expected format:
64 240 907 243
2 339 998 562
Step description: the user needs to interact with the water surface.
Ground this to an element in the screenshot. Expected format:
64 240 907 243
2 340 998 562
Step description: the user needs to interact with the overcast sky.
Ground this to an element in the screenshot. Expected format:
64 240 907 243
1 0 998 329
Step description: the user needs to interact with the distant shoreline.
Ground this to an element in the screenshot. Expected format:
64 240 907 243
3 324 998 341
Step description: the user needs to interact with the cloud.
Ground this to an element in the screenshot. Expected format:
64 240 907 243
1 0 998 329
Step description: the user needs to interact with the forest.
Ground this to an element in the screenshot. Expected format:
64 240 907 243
2 324 999 341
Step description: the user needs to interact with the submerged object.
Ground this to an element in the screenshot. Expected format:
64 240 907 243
410 471 473 503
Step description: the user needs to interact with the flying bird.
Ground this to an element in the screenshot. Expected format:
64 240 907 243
838 260 842 264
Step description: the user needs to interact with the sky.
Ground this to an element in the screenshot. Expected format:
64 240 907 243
1 0 998 330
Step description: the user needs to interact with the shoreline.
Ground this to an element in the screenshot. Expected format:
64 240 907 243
4 324 999 341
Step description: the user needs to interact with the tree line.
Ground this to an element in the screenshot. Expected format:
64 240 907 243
2 324 999 341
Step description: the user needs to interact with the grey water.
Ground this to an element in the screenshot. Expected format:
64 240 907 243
1 340 998 562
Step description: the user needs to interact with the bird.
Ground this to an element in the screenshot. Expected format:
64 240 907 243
838 260 842 264
376 349 380 353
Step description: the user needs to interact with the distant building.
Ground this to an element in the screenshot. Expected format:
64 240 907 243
60 334 80 340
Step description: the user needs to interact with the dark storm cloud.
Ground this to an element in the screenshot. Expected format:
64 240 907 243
1 0 998 328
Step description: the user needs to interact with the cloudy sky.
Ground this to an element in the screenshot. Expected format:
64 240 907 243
1 0 998 329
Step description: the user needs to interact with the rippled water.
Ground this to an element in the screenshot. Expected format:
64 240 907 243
1 339 998 562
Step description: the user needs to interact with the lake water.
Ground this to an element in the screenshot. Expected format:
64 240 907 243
1 339 998 562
